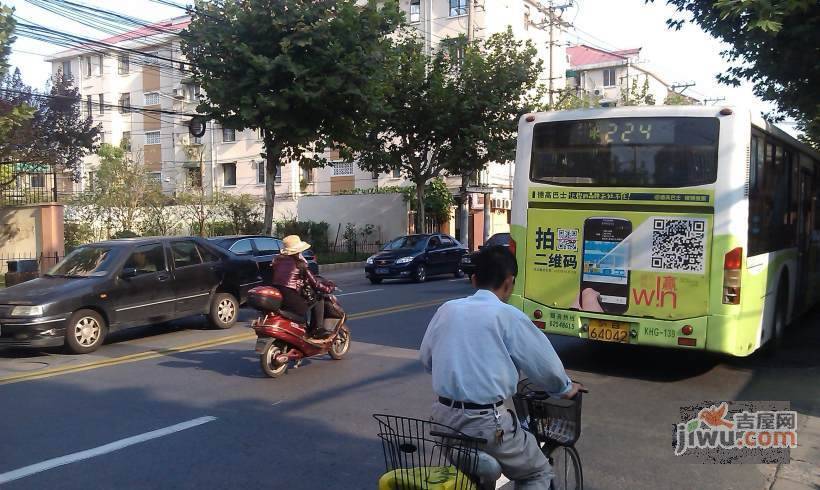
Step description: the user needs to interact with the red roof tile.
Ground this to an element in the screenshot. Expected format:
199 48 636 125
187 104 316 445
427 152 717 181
567 45 641 68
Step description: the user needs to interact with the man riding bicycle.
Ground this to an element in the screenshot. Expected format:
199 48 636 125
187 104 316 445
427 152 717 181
420 245 582 489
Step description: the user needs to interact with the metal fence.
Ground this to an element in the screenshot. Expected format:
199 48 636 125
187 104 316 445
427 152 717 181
0 252 62 284
318 241 382 263
0 162 60 206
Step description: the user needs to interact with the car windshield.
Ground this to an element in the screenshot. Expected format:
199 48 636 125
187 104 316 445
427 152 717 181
47 246 117 277
383 236 427 251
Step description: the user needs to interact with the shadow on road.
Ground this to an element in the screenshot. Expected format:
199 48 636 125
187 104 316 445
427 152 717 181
552 336 723 382
0 380 387 489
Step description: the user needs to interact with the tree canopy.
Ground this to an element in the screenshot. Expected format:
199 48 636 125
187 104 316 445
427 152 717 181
656 0 819 145
355 29 542 227
181 0 403 233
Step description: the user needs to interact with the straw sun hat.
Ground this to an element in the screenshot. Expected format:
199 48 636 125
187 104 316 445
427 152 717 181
280 235 311 255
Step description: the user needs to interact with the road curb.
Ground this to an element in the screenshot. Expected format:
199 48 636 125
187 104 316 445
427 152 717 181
319 261 364 273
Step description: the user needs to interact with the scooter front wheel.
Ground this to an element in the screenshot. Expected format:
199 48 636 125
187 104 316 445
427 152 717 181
329 326 351 360
260 341 289 378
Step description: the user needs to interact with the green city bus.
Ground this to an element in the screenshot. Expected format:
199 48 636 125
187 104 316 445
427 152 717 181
510 106 820 356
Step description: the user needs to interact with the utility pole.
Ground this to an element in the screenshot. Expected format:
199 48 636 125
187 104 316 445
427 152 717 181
702 96 726 106
535 1 573 108
460 0 477 249
671 82 696 94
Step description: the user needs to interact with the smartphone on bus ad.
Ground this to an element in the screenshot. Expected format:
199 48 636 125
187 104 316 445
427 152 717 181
580 217 632 314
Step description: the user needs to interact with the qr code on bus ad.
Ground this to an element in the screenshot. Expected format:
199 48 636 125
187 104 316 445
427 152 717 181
557 228 578 251
650 218 706 273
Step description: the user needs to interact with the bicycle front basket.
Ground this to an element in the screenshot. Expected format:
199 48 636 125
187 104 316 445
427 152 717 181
515 392 583 447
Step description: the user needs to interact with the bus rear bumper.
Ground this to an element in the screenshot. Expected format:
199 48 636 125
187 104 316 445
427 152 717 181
515 296 755 356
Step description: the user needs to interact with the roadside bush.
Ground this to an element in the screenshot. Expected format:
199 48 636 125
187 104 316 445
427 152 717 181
112 230 139 239
275 219 329 251
207 221 235 237
64 221 93 251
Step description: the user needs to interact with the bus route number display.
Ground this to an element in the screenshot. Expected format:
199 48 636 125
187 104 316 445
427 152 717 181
570 118 675 145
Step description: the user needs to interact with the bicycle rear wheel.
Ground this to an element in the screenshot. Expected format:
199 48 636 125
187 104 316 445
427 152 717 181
545 445 583 490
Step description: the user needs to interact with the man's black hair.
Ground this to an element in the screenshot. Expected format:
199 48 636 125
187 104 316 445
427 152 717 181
474 245 518 290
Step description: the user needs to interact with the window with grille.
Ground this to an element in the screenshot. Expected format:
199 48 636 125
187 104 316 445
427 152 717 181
118 54 129 75
222 128 236 142
332 162 354 176
61 60 72 77
257 162 265 184
145 131 161 145
121 131 131 151
223 162 237 186
449 0 468 16
119 93 131 113
392 168 401 178
410 0 420 22
144 92 160 105
85 56 92 78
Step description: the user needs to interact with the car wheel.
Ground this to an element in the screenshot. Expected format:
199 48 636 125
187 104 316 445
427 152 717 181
209 292 239 329
454 268 465 279
414 264 426 283
369 277 383 285
65 309 107 354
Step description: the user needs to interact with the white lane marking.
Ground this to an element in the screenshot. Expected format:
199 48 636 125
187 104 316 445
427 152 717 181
0 416 217 485
496 475 511 488
335 289 384 297
447 278 468 282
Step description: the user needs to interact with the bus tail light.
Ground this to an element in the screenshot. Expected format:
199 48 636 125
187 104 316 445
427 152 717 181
509 237 516 256
722 247 743 305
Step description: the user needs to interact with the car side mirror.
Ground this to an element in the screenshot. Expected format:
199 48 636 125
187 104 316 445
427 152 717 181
121 267 138 279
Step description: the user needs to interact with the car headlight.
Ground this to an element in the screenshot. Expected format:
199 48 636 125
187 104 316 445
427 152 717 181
396 256 414 264
366 256 375 265
11 305 44 317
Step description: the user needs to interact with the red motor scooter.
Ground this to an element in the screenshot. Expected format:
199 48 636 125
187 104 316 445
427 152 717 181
248 286 351 378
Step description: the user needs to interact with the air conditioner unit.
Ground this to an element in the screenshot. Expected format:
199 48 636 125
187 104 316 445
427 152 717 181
593 89 601 96
172 88 185 99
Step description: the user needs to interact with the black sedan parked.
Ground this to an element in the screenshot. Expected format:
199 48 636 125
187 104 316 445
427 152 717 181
0 237 261 354
207 235 319 283
459 232 512 277
365 234 467 284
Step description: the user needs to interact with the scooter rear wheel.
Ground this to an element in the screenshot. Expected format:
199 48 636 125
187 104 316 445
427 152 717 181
329 326 351 360
260 341 289 378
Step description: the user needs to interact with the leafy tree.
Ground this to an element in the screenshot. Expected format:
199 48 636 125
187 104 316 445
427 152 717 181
181 0 403 234
141 188 179 237
355 29 542 229
621 77 656 106
655 0 819 145
549 89 602 110
218 193 262 235
73 144 158 238
178 190 221 237
664 91 696 105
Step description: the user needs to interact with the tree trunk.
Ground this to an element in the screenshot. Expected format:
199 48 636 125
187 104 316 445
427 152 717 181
415 179 426 234
262 132 280 236
459 174 469 246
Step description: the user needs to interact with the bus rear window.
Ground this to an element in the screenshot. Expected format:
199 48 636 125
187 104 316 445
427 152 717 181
530 117 719 187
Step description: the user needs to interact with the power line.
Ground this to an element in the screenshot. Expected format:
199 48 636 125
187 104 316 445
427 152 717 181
0 87 202 117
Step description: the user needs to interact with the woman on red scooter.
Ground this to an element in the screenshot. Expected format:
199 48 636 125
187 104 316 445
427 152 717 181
270 235 335 338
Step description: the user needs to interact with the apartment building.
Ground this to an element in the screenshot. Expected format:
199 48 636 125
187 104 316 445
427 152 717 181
565 44 693 106
46 3 567 242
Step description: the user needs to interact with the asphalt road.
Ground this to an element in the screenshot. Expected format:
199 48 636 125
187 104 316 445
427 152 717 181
0 269 817 489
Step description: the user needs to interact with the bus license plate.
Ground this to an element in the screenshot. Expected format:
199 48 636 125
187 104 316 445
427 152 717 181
588 319 630 343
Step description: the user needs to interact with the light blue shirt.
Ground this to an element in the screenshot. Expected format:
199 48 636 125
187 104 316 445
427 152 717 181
420 289 572 404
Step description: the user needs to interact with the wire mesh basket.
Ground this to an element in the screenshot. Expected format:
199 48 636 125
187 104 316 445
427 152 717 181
512 379 583 447
373 414 483 490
